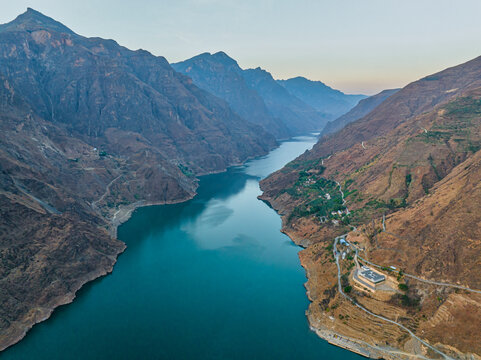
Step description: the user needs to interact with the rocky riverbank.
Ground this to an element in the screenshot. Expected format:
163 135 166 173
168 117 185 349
259 187 481 360
0 244 125 352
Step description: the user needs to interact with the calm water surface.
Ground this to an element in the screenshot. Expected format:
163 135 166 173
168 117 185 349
4 134 363 359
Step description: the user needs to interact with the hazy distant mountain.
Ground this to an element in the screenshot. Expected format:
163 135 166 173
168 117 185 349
172 52 290 139
241 68 328 134
174 53 329 136
277 77 366 119
0 8 277 351
321 88 399 135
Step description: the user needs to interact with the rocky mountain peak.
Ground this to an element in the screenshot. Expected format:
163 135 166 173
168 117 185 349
189 51 240 69
211 51 237 63
0 7 76 35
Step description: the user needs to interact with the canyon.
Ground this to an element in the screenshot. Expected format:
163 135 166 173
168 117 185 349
2 7 480 360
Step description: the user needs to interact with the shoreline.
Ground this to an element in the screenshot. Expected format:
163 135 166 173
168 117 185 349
259 193 411 360
0 248 125 352
1 135 320 354
0 145 279 353
302 259 419 360
1 194 198 352
262 193 477 360
108 194 197 238
106 152 275 238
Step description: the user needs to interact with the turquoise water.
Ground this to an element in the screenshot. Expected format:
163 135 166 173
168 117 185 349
3 135 363 359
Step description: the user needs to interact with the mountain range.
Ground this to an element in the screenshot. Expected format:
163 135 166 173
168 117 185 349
321 88 399 136
173 52 364 137
172 52 291 139
277 76 366 120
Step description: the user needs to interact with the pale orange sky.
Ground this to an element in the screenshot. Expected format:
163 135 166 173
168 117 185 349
2 0 481 94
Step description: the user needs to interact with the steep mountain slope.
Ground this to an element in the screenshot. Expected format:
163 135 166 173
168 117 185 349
260 57 481 359
369 149 481 356
277 76 366 120
309 56 481 159
172 52 290 139
174 52 328 136
0 8 277 351
322 88 399 136
242 68 328 134
0 10 276 175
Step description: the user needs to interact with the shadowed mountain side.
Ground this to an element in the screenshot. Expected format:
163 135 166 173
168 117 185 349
174 51 329 136
277 77 366 120
0 10 277 175
172 52 290 139
322 88 399 136
242 67 328 134
0 8 277 351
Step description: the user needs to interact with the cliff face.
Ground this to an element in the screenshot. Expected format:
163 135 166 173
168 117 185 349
321 88 399 136
174 52 329 137
277 76 366 120
241 68 329 134
260 56 481 359
0 8 277 351
0 10 276 175
172 52 290 139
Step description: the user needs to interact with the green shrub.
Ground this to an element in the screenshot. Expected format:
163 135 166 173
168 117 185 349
405 173 412 187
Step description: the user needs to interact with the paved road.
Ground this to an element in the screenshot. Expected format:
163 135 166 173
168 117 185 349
364 214 481 295
333 180 466 357
359 255 481 295
331 181 473 358
336 181 347 207
403 273 481 294
333 237 454 360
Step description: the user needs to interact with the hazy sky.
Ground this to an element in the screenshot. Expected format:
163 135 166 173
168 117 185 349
1 0 481 94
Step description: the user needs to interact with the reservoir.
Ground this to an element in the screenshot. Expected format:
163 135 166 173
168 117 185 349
3 134 362 359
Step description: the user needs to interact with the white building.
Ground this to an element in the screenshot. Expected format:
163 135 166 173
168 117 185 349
354 267 386 291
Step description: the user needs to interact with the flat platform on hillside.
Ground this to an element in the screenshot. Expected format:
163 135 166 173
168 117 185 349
359 268 385 284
